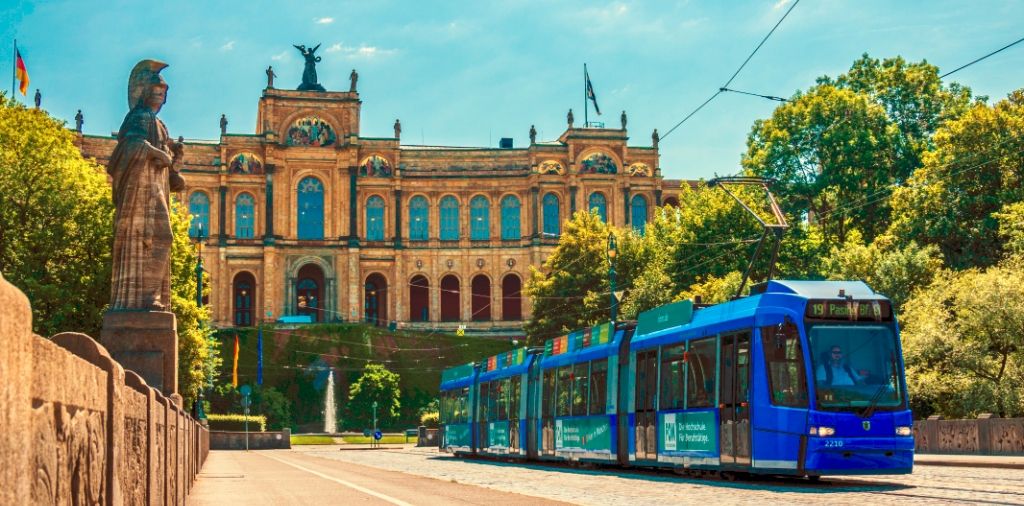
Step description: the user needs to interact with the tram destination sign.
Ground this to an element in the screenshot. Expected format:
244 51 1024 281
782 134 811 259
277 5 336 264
806 299 892 321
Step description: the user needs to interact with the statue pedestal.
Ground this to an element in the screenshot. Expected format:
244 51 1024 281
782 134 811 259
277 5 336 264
101 310 178 396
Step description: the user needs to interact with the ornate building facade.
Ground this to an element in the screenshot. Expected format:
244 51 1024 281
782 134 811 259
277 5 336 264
77 79 685 332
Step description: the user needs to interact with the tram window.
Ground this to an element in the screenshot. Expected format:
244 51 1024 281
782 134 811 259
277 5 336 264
686 338 716 408
557 367 572 416
572 362 589 415
490 381 501 421
762 322 809 407
480 382 490 421
660 344 686 410
497 379 509 420
543 369 555 418
589 359 608 415
510 376 521 420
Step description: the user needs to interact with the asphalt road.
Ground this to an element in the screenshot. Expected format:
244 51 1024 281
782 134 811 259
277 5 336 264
190 446 1024 505
188 448 570 505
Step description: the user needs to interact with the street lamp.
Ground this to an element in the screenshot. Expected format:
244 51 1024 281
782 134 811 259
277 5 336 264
193 222 207 308
607 231 618 326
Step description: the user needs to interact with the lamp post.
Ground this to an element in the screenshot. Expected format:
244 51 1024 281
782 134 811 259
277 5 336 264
607 231 618 326
193 222 206 308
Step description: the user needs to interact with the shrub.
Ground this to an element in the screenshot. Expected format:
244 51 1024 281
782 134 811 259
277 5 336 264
207 413 267 432
420 411 439 428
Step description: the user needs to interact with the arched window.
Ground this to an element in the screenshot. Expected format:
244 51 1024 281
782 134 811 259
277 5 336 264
409 196 429 241
295 263 324 322
470 196 490 241
235 193 255 239
364 274 388 326
297 177 324 240
500 195 521 240
365 196 385 241
410 275 430 322
542 192 560 237
502 274 522 321
588 192 607 222
188 191 210 238
440 196 460 241
631 194 648 234
233 272 256 326
471 275 491 321
441 275 461 322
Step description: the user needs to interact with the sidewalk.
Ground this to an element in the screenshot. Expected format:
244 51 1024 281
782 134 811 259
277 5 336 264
914 453 1024 469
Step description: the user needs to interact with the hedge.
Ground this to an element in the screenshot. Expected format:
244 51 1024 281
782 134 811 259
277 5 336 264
207 413 267 432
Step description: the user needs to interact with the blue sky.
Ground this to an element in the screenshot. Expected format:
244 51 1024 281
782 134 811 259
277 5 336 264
3 0 1023 180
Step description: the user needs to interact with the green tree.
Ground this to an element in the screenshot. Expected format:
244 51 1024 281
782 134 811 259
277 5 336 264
524 211 634 344
0 95 113 336
887 90 1024 269
995 201 1024 257
820 231 943 312
347 363 401 429
170 199 219 408
901 262 1024 418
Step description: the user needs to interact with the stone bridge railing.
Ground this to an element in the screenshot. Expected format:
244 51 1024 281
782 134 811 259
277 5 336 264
914 416 1024 455
0 274 209 505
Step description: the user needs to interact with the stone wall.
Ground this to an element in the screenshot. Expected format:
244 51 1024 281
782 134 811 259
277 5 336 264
0 273 209 505
209 429 291 450
914 417 1024 455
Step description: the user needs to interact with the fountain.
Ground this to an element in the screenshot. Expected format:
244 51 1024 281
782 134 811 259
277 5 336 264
323 369 337 434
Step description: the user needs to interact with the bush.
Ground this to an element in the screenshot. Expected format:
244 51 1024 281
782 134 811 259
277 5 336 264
207 413 267 432
420 411 439 428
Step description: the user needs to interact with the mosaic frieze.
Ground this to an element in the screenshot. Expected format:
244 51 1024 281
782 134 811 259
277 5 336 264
229 152 264 174
286 116 336 147
578 152 618 174
359 155 392 177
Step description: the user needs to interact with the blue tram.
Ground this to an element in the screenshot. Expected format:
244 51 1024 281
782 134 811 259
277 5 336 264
439 280 913 477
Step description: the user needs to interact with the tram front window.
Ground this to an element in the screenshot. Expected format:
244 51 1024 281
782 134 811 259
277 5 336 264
808 325 904 411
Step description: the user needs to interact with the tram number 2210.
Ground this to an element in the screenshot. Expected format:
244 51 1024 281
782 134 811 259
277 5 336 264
824 440 845 448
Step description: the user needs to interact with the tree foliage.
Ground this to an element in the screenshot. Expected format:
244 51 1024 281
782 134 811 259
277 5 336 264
347 363 401 428
0 95 113 336
901 260 1024 417
888 91 1024 269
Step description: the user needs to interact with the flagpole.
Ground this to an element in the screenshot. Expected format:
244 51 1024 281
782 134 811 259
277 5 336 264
583 63 589 128
11 39 15 101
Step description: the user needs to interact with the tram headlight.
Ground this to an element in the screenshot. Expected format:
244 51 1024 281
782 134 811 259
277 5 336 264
809 426 835 437
895 426 912 436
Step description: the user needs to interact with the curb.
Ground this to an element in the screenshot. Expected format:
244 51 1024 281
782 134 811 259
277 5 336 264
914 459 1024 470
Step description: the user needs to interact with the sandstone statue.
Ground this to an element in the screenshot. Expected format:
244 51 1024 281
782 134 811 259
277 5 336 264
295 43 326 91
220 113 228 135
529 124 537 144
75 109 83 132
350 68 358 92
394 118 401 139
107 59 185 311
621 110 627 130
567 108 574 128
266 65 276 88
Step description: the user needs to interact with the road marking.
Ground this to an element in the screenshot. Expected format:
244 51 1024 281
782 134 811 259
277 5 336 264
260 452 414 506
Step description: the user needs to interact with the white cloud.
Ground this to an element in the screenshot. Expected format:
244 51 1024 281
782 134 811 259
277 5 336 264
316 17 334 24
326 43 344 52
271 51 289 61
773 0 793 10
220 40 235 51
321 42 396 58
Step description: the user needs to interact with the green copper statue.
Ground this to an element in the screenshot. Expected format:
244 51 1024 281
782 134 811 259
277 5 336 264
294 43 326 92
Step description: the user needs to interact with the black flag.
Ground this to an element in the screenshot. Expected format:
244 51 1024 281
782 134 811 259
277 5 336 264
586 68 601 115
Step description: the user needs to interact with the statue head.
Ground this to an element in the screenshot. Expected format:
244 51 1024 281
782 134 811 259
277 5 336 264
128 59 169 112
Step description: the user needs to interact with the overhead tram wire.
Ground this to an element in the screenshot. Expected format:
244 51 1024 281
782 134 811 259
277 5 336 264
940 35 1024 78
661 0 801 140
719 87 788 102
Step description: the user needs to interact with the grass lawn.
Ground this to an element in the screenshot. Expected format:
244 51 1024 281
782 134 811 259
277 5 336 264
340 435 413 444
290 435 338 445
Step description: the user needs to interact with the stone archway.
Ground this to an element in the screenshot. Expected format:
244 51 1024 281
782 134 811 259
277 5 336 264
409 275 430 322
471 274 491 321
364 273 388 326
440 275 461 322
296 263 324 322
232 271 256 326
502 274 522 321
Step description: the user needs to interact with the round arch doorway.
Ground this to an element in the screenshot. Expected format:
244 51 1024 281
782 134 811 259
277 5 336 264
296 263 324 322
364 273 388 326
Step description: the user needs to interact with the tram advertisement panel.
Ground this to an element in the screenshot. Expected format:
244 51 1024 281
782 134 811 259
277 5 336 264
445 423 472 448
659 410 718 453
487 421 509 447
554 417 612 451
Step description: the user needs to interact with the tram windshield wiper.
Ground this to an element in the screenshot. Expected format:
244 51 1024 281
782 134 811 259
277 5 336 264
858 384 889 419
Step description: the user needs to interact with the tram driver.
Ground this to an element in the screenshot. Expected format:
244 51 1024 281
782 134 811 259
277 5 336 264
816 345 863 386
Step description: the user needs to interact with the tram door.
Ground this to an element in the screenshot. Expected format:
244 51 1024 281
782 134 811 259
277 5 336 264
635 350 658 460
719 332 752 466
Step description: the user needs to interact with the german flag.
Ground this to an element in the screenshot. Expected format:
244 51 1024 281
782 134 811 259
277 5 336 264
15 48 29 96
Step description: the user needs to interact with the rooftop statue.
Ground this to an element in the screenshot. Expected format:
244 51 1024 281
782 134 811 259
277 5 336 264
107 59 185 310
294 43 326 91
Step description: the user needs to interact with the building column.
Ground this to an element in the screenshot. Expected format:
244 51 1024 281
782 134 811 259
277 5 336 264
569 185 578 215
530 186 539 240
218 185 228 245
326 277 336 322
655 188 663 206
264 164 275 244
393 189 403 248
347 167 359 245
623 186 631 226
286 276 296 315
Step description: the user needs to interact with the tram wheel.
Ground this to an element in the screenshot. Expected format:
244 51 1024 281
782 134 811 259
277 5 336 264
807 475 821 482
